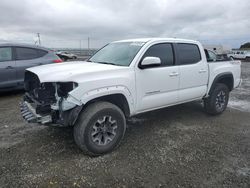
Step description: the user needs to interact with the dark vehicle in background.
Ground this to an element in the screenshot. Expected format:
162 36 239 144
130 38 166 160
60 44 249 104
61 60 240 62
56 51 77 61
0 43 62 90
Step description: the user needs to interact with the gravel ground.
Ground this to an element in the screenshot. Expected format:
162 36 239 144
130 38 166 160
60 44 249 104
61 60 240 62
0 62 250 188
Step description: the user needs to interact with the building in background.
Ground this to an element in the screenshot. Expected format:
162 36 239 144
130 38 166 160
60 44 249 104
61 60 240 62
203 44 232 54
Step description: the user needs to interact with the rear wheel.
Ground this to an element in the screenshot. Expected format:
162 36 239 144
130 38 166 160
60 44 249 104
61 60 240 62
204 83 229 115
74 101 126 156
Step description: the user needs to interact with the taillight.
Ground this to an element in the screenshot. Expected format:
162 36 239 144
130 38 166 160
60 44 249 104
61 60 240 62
53 59 63 63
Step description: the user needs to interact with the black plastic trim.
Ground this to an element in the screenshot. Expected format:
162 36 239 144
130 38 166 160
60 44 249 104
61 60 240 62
209 72 234 95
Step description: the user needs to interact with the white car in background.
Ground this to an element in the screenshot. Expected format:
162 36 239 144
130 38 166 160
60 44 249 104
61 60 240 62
228 50 250 60
56 51 77 61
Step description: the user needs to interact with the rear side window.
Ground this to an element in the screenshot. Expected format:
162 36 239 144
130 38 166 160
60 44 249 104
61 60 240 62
177 43 201 65
205 49 217 62
0 47 12 62
15 47 48 60
37 49 48 57
142 43 174 66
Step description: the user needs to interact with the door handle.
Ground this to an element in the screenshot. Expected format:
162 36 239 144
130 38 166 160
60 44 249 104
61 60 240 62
199 69 207 73
169 72 179 77
5 66 14 69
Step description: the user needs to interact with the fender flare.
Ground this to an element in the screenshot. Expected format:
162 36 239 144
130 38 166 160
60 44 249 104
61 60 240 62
208 72 234 95
79 85 135 115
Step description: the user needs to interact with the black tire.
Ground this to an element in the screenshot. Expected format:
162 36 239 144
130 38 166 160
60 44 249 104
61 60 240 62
74 101 126 156
204 83 229 115
229 56 234 60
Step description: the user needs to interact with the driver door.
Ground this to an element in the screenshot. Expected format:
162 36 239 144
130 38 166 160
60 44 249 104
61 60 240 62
135 43 179 112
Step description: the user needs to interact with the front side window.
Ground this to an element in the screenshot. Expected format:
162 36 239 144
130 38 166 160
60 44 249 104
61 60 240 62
89 42 145 66
177 43 201 65
141 43 174 66
15 47 46 60
0 47 12 62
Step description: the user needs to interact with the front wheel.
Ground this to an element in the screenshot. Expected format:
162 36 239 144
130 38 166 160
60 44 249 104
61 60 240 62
74 102 126 156
204 83 229 115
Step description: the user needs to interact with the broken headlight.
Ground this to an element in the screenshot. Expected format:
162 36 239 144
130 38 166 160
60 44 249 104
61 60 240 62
56 82 78 97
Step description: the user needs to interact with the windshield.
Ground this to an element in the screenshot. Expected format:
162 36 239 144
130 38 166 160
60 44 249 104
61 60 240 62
89 42 145 66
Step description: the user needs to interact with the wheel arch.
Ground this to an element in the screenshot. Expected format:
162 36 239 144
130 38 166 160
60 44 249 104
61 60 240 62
84 94 131 117
208 72 234 95
80 93 131 118
78 86 134 117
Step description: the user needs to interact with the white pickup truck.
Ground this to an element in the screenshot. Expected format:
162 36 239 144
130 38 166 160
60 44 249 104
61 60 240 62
228 50 250 60
20 38 241 156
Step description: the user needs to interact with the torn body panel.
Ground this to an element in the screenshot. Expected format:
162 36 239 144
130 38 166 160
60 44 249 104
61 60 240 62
21 71 82 126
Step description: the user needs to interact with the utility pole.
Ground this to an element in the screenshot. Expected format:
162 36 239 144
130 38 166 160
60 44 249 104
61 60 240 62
87 37 90 56
79 40 82 55
37 33 41 45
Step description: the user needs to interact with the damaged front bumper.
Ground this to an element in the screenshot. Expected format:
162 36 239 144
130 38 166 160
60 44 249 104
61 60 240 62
20 99 83 126
20 101 52 124
20 93 83 127
21 71 83 126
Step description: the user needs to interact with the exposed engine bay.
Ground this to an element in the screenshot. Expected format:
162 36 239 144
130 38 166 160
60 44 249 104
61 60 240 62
21 71 82 126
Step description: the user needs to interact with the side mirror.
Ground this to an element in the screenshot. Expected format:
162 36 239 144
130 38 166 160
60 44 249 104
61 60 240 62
140 56 161 68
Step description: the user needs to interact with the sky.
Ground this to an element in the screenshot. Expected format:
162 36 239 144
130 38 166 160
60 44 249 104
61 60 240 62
0 0 249 49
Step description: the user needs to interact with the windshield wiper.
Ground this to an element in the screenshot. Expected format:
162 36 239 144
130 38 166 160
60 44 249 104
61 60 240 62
96 61 116 65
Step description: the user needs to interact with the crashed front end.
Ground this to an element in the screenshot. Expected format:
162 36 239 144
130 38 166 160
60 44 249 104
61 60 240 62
20 71 82 126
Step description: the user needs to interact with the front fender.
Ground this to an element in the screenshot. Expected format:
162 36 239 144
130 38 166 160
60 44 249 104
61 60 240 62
77 85 135 115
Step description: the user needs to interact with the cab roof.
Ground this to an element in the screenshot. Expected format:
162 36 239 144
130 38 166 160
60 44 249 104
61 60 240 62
0 43 50 51
113 37 198 44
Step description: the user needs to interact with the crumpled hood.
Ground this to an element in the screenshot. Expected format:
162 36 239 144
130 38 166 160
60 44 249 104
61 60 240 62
27 61 127 82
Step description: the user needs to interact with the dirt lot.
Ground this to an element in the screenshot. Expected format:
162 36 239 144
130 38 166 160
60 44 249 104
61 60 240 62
0 62 250 188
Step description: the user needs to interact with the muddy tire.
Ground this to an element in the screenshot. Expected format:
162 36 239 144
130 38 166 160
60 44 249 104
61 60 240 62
74 101 126 156
204 83 229 115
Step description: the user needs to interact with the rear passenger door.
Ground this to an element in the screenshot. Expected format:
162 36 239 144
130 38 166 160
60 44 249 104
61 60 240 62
14 47 48 84
0 47 17 88
176 43 208 102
